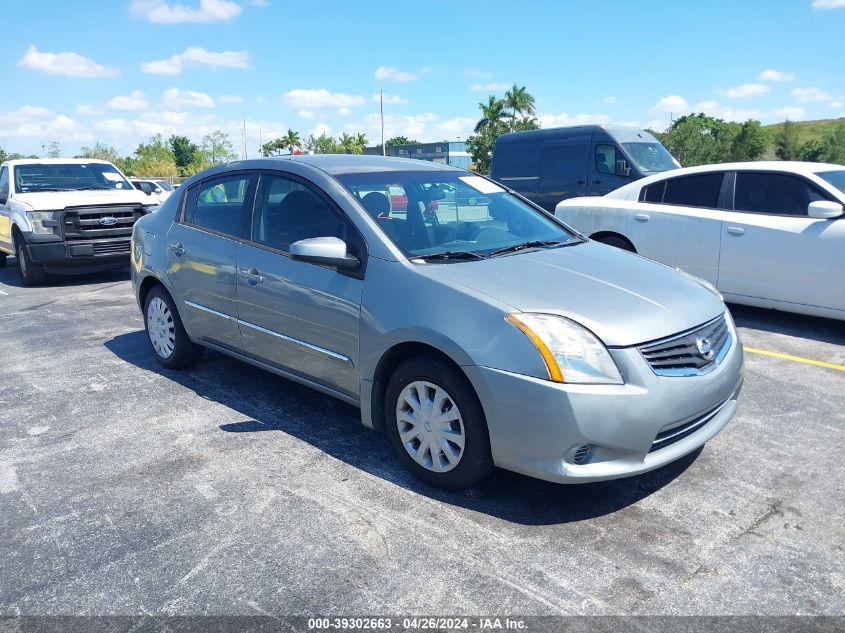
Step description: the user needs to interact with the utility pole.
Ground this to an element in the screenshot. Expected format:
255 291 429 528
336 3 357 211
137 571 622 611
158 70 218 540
380 89 386 156
242 116 248 160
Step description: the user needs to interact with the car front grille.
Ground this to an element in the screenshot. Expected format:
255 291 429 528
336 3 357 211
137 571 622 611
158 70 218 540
62 206 144 242
91 239 131 255
638 314 731 377
648 398 730 453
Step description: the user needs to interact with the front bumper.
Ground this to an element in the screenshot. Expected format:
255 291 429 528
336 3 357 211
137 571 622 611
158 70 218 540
465 320 744 483
26 237 131 274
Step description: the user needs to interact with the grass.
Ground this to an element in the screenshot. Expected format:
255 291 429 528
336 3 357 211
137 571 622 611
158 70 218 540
763 117 845 145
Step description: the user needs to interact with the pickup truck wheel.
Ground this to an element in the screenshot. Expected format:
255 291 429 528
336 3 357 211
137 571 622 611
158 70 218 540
385 355 494 489
0 252 6 268
143 286 204 369
16 240 47 286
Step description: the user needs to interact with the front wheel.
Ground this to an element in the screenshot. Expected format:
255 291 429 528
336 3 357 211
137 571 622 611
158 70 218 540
143 286 204 369
16 239 47 286
595 234 635 252
385 355 493 489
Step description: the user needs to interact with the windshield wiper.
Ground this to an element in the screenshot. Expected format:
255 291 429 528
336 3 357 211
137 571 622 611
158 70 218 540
412 250 487 262
488 240 565 258
23 187 75 192
76 186 112 190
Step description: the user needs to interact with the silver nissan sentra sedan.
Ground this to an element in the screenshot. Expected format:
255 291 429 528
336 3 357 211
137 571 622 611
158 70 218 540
130 155 743 489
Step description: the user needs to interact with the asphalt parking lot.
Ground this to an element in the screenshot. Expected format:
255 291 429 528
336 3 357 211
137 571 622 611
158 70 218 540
0 262 843 616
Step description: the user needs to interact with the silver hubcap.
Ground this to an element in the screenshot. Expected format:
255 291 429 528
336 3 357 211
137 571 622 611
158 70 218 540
396 380 465 473
147 297 176 359
18 246 27 275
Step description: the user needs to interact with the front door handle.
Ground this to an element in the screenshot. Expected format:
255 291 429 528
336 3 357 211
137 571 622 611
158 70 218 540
592 179 603 186
240 267 264 285
726 226 745 236
168 241 185 256
576 179 586 185
634 213 650 222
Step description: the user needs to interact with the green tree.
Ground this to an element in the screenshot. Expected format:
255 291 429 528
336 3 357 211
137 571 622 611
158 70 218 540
354 132 368 153
467 90 538 174
823 123 845 164
798 139 828 162
473 95 507 133
660 114 738 166
313 133 339 154
774 120 801 161
47 141 61 158
503 84 536 128
201 130 238 165
729 120 767 162
123 134 178 177
281 128 301 154
168 135 200 171
77 142 122 165
386 136 417 146
336 132 366 154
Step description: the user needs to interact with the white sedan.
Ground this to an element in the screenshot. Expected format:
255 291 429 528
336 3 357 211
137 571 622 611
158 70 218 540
555 161 845 321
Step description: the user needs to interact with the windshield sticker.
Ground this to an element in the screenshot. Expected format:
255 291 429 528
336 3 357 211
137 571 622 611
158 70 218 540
458 176 505 195
102 172 123 182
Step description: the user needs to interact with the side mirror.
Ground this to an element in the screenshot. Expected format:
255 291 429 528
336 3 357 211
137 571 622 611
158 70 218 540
616 159 632 178
808 200 843 219
290 236 360 270
138 181 154 195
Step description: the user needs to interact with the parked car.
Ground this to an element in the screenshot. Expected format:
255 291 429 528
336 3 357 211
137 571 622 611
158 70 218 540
0 158 160 285
129 178 172 205
556 161 845 321
131 155 743 488
490 125 680 212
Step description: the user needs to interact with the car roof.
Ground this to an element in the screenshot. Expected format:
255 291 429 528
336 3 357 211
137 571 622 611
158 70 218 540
220 154 465 176
643 161 844 179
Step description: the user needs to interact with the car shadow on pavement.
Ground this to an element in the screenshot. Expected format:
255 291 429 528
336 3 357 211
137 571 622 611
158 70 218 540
0 257 130 288
728 303 845 346
105 330 700 526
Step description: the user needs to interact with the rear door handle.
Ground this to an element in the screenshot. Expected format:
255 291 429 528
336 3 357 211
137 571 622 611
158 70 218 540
726 226 745 236
634 213 650 222
168 241 184 256
576 179 586 185
592 179 603 186
240 267 264 285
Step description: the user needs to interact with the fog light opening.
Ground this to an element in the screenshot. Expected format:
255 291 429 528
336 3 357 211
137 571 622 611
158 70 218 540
571 444 594 465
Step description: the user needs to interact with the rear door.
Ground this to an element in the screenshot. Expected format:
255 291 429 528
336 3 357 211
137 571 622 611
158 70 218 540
627 172 726 283
165 172 256 351
236 171 364 398
538 132 590 209
491 140 541 206
718 171 845 311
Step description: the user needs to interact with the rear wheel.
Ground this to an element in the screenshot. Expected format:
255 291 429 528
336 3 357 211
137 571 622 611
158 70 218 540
385 355 493 489
16 238 47 286
143 286 204 369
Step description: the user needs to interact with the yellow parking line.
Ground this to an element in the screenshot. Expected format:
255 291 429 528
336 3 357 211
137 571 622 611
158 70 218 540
744 347 845 372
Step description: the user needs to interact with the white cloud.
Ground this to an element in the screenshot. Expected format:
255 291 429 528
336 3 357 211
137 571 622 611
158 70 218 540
337 107 352 116
310 123 332 137
281 89 365 108
375 66 419 83
693 101 763 121
758 69 795 82
250 0 268 5
140 47 249 75
219 94 244 104
812 0 845 8
344 112 438 142
255 96 268 104
76 104 104 116
107 90 149 111
130 0 242 23
432 117 475 140
830 100 844 109
18 45 118 78
602 96 618 105
470 82 510 92
791 87 832 102
372 93 409 105
464 68 492 79
298 109 316 120
161 87 215 109
651 95 690 113
538 113 611 128
719 83 770 99
0 106 92 142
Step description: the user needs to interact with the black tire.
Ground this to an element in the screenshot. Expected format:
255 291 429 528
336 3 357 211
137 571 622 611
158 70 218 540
0 252 6 268
596 234 635 252
385 354 494 489
143 286 205 369
16 238 47 286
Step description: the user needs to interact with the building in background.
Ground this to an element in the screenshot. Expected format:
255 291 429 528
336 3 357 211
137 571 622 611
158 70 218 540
363 141 471 170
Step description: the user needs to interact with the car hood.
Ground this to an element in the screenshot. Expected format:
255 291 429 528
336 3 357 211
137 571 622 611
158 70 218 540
13 190 155 210
417 241 725 347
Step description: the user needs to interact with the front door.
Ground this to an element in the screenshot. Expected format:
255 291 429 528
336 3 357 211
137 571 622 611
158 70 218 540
236 172 364 398
588 143 630 196
164 172 256 351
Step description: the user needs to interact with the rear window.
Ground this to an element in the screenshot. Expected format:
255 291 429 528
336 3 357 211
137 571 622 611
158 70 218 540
493 143 540 179
662 173 724 208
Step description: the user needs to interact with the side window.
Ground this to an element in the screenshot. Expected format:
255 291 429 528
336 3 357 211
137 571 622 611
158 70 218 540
0 167 8 199
187 174 253 237
662 173 724 208
595 144 617 175
734 172 826 216
641 180 666 203
251 173 349 253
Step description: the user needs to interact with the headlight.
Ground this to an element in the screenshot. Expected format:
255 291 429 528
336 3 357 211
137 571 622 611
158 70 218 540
674 268 723 300
27 211 61 235
506 313 623 384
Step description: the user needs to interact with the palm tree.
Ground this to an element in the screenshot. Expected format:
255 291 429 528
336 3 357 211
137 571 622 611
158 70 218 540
282 129 301 154
353 132 368 154
474 95 506 133
504 84 536 121
337 133 356 154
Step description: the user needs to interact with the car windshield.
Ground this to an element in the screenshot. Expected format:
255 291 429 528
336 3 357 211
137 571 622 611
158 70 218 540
815 170 845 196
15 163 132 193
155 180 173 191
622 142 679 173
337 171 580 260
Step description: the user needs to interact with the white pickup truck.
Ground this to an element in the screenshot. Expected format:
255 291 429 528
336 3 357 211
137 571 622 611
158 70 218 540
0 158 160 285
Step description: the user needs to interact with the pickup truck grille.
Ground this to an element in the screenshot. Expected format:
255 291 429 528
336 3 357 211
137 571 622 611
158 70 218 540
62 205 144 241
638 314 731 376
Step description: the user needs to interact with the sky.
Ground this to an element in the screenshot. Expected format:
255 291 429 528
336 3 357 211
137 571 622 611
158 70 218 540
1 0 844 158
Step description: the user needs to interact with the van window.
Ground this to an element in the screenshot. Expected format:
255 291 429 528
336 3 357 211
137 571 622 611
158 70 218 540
661 173 724 208
494 143 540 179
595 144 617 175
540 144 588 180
